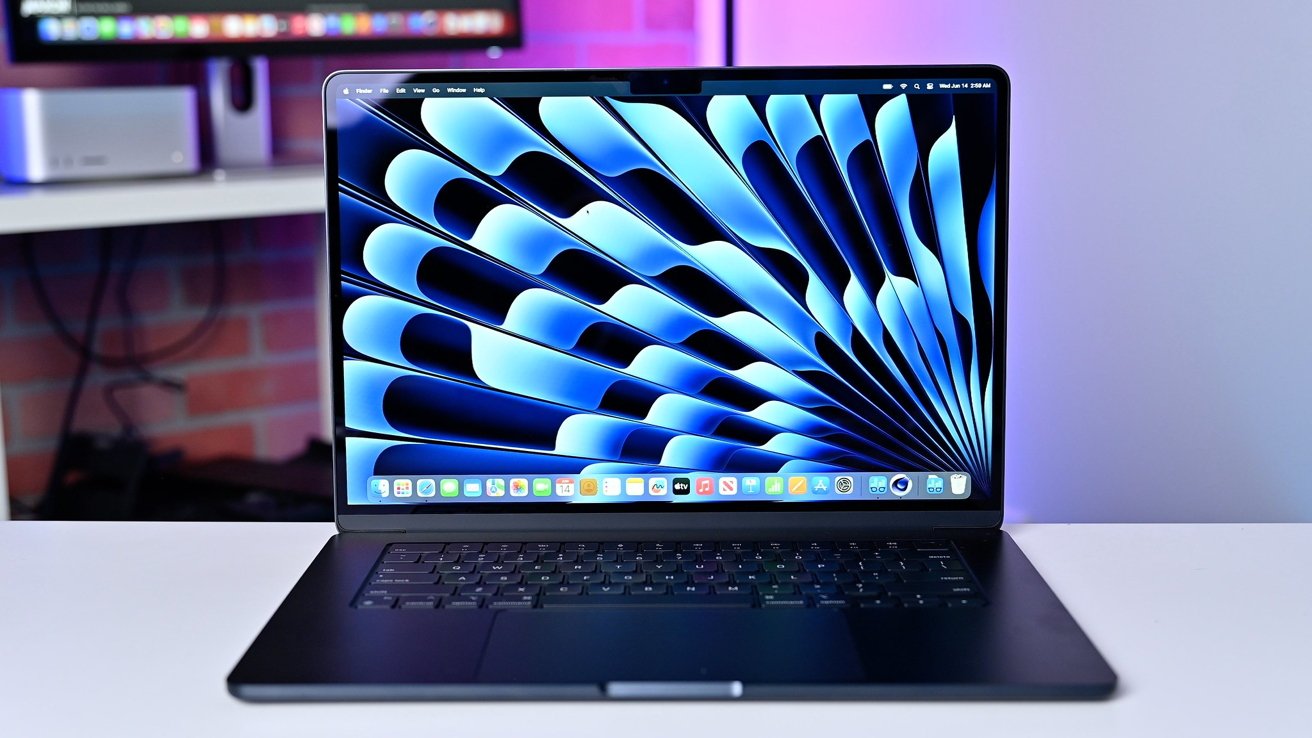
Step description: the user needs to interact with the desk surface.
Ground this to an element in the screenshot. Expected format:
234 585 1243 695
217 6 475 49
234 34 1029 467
1 523 1307 737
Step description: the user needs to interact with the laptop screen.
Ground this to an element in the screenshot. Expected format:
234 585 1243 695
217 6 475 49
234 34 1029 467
328 68 1005 512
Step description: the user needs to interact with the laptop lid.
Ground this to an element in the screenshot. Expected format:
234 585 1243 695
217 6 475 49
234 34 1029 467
324 65 1008 535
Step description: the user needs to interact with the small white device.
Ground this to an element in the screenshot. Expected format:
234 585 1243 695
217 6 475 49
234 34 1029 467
0 86 200 183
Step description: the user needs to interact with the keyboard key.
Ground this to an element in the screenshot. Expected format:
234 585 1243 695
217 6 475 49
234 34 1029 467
599 562 637 573
900 597 944 608
488 596 537 608
723 562 761 573
544 584 584 596
356 596 396 608
565 572 606 584
757 584 797 596
759 595 807 607
898 572 973 584
642 562 681 574
370 575 440 585
457 584 499 596
382 553 420 563
444 596 485 609
856 598 898 608
541 595 754 608
476 563 517 574
376 564 436 574
885 584 978 597
630 584 669 595
812 595 850 607
802 561 842 572
561 562 598 573
445 543 482 553
946 598 987 608
483 573 523 585
501 585 542 596
484 543 521 553
361 584 456 597
398 596 442 609
524 573 564 585
435 563 475 574
586 584 627 596
387 544 445 554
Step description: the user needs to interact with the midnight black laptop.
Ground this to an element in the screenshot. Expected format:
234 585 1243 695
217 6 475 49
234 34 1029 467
228 64 1116 700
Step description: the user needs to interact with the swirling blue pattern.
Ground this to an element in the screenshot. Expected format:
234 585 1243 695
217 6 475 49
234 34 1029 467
336 89 998 501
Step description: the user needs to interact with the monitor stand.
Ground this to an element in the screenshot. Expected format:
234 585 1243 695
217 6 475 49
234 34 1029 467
205 56 273 169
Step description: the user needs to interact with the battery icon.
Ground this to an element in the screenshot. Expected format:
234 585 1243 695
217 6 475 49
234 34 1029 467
881 83 893 90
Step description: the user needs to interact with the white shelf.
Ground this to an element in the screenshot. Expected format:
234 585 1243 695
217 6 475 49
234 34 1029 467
0 163 325 235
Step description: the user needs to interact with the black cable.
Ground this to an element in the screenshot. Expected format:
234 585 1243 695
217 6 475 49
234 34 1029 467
103 226 185 438
724 0 736 67
20 222 227 368
42 230 115 500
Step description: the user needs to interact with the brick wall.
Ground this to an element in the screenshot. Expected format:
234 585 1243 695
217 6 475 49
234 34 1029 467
0 0 702 503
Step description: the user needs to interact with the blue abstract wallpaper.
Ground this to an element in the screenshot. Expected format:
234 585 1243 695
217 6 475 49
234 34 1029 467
335 87 999 502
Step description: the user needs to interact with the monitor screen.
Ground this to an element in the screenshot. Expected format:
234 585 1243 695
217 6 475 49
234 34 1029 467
328 69 1005 514
5 1 521 62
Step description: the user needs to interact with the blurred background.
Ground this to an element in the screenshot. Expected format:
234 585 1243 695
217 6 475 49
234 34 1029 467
2 0 1308 523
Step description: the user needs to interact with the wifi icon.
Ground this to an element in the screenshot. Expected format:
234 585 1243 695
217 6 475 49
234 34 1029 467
899 83 908 89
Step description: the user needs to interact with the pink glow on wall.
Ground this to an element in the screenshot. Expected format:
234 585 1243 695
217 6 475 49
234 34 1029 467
732 0 1312 523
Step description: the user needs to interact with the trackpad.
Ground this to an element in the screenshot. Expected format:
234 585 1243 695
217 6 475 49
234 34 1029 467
478 610 865 683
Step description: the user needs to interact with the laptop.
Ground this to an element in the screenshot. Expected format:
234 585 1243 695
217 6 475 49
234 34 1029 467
228 64 1115 700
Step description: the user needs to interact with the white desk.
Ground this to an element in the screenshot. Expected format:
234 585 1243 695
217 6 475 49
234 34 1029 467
0 523 1307 737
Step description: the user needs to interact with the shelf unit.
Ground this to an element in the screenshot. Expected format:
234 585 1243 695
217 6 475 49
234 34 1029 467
0 165 329 509
0 164 324 235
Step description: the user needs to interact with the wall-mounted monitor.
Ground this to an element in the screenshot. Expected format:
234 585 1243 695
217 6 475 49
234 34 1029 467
5 1 522 62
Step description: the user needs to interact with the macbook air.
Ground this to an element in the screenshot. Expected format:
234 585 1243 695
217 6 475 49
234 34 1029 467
228 64 1115 700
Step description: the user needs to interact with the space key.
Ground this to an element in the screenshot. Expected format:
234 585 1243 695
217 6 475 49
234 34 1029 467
541 595 755 608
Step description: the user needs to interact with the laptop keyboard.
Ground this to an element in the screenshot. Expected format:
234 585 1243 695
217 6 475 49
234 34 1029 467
355 540 985 610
